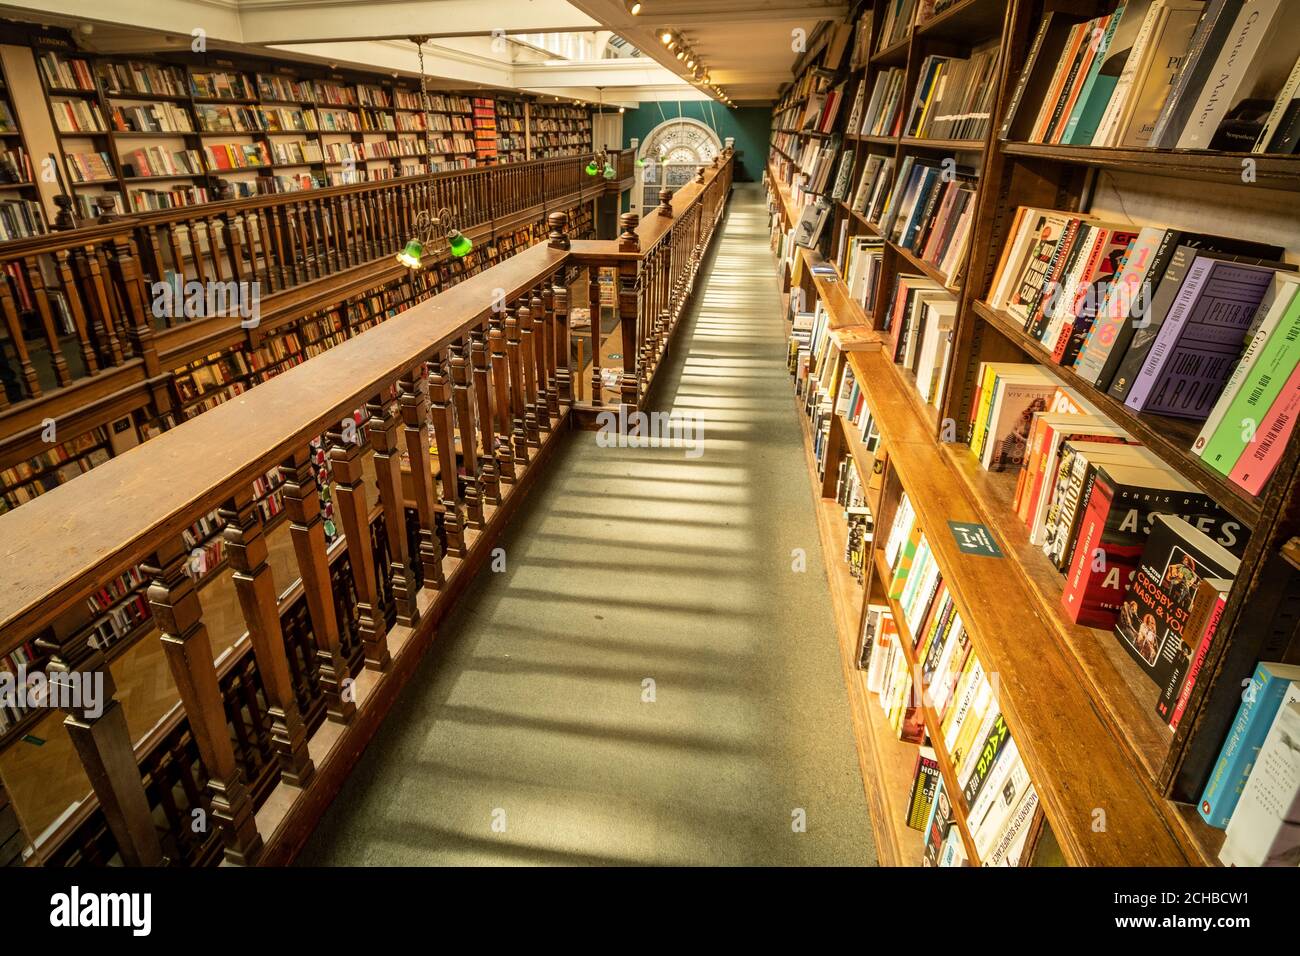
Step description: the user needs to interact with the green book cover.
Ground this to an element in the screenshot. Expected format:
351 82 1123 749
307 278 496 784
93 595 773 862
1062 6 1127 144
1201 288 1300 475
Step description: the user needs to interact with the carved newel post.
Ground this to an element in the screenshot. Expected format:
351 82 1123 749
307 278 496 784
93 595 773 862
618 213 640 253
547 211 570 249
658 188 674 218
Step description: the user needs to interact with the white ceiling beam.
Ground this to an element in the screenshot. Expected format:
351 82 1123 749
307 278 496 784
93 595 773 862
236 0 598 43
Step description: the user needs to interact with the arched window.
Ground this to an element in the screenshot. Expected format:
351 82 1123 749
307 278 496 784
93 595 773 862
634 117 722 215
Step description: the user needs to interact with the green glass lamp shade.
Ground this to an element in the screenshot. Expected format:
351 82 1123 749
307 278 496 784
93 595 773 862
602 162 616 179
396 237 424 269
585 159 599 175
635 156 645 166
448 230 472 258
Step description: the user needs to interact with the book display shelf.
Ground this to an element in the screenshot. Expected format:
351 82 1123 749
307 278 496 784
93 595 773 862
0 53 45 239
770 0 1300 868
21 27 596 217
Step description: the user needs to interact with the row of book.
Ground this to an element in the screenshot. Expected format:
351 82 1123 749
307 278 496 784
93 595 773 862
128 186 212 212
110 102 193 134
866 491 1041 866
52 98 107 134
904 44 1001 142
1003 0 1300 154
0 148 33 186
120 146 203 179
987 205 1296 495
204 142 272 171
0 428 111 514
64 151 115 183
190 70 256 101
884 157 977 284
37 52 95 91
0 199 46 241
99 61 188 98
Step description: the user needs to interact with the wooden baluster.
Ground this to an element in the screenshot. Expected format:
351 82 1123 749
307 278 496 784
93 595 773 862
21 256 72 387
328 421 391 669
255 209 280 292
295 202 317 280
450 340 485 528
145 540 262 864
166 223 189 293
206 219 227 283
488 315 517 483
517 300 542 446
72 247 125 365
190 221 211 286
588 267 602 405
399 368 447 589
429 355 467 556
280 207 303 286
225 215 245 285
469 326 502 505
365 395 420 627
618 258 640 410
504 308 530 465
219 491 316 787
541 282 560 419
41 629 165 866
0 274 41 399
311 201 329 276
280 449 356 724
552 274 572 406
529 288 551 430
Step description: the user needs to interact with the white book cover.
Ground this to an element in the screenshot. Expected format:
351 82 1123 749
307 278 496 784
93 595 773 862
917 299 958 404
1118 1 1208 148
1094 1 1169 147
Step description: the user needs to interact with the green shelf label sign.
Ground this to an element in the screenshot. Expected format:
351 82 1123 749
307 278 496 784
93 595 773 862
948 521 1003 558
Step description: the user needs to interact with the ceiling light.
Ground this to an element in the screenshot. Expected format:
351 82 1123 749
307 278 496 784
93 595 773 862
627 0 642 14
661 31 672 45
687 58 695 69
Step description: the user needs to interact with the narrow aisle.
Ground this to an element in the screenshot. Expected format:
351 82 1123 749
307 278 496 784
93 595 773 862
298 183 876 866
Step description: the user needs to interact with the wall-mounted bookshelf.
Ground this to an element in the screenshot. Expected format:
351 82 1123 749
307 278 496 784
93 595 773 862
527 100 593 159
770 0 1300 868
0 54 46 239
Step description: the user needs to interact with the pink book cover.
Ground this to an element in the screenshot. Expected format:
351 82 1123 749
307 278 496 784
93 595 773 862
1229 361 1300 496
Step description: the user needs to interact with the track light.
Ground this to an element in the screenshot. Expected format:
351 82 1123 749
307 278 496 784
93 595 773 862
626 0 642 13
661 31 672 45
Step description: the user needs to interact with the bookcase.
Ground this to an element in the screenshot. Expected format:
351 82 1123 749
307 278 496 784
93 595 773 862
527 100 594 159
495 96 528 164
0 53 45 239
770 0 1300 867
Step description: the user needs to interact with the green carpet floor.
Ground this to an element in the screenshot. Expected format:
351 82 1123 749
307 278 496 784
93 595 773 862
297 183 877 866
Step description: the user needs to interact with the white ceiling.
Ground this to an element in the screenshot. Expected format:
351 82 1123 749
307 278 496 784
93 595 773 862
1 0 847 104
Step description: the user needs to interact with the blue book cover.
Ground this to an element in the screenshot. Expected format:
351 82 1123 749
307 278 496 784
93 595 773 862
900 167 939 251
1062 7 1126 144
1199 661 1300 828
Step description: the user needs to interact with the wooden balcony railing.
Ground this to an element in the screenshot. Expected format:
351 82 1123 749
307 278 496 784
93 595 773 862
0 153 732 867
0 152 630 415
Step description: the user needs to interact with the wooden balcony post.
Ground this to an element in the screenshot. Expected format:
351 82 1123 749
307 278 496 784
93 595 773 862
0 278 40 400
658 187 674 218
505 308 530 464
219 491 316 788
618 258 640 410
469 326 502 505
279 449 356 724
328 421 392 669
547 211 570 249
488 316 517 483
40 630 165 866
398 369 447 590
429 355 467 557
450 341 485 529
145 540 263 865
552 275 572 406
366 395 421 627
517 301 542 447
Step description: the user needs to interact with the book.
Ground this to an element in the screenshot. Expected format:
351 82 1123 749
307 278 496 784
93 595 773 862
1196 660 1300 827
1117 1 1208 147
1253 52 1300 151
1093 1 1173 147
1228 359 1300 495
1220 700 1300 866
1062 8 1128 144
1081 0 1159 144
1156 576 1230 725
1114 514 1240 687
1004 13 1094 140
907 747 941 830
922 773 955 866
1123 258 1280 417
1197 280 1300 475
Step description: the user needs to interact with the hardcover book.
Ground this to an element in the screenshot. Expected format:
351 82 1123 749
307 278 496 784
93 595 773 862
1113 514 1239 688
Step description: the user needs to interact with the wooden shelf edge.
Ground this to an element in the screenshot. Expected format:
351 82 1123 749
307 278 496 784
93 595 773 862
844 348 1197 866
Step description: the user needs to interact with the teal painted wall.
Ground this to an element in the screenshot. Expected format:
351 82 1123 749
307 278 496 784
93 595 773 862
621 103 772 183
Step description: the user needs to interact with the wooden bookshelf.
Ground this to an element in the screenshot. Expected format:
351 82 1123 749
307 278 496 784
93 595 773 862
771 0 1300 866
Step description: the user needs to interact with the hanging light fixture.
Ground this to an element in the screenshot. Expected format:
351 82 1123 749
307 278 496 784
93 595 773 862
395 37 471 268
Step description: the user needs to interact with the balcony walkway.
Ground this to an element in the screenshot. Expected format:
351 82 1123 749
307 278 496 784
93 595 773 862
297 184 876 866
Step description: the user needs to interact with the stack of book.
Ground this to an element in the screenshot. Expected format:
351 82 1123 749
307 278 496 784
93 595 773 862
1002 0 1300 153
110 102 193 133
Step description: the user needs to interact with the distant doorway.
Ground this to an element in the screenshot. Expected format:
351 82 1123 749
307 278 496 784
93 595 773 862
633 117 721 217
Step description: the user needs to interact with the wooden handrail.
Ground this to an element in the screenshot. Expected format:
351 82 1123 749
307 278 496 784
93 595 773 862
0 153 731 656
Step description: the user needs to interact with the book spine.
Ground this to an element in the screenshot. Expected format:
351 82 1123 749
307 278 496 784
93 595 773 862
1151 0 1244 147
1000 15 1053 139
1169 595 1225 731
1176 0 1278 150
1107 241 1198 400
1063 9 1124 144
1198 667 1287 828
